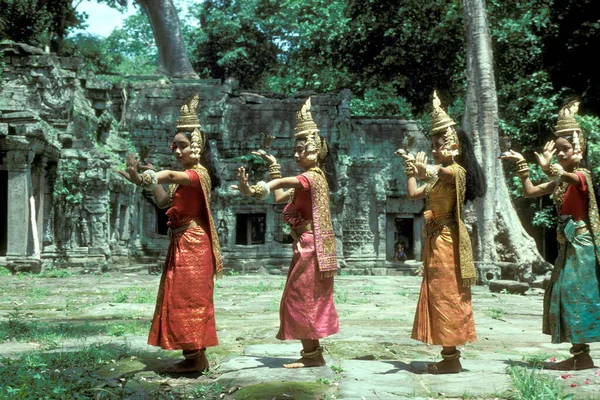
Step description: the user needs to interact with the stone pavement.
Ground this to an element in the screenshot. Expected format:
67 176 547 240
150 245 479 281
1 272 599 399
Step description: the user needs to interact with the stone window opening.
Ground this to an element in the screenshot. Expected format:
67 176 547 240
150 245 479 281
273 205 293 244
235 213 266 245
156 206 169 236
394 217 414 260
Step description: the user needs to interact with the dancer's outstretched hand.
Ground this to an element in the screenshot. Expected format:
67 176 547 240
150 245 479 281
252 150 277 166
414 151 428 179
534 140 556 170
499 150 525 163
118 154 141 185
231 166 253 196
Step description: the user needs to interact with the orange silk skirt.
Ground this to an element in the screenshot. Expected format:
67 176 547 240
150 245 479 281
411 226 476 346
148 226 218 350
276 231 339 340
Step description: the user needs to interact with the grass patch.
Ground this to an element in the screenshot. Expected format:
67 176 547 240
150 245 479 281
334 289 348 304
485 307 507 320
395 289 417 298
173 382 224 399
0 309 149 345
246 281 277 293
113 287 156 304
359 285 378 295
0 343 132 398
232 381 332 400
523 353 556 368
0 267 11 276
505 362 571 400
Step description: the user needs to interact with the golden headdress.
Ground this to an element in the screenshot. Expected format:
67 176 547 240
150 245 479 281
176 94 204 160
430 91 459 157
294 98 328 161
554 100 581 135
554 101 583 163
431 90 457 135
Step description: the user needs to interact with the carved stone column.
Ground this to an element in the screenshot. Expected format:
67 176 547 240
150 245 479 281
5 140 31 260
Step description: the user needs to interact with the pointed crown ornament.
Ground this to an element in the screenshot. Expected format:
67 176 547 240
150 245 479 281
554 100 583 163
430 91 459 157
430 90 457 135
176 94 204 160
294 98 328 161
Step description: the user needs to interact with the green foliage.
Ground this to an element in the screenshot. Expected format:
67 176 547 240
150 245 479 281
0 308 147 344
61 33 124 74
61 9 155 76
579 114 600 176
532 206 557 229
113 287 156 304
0 344 132 399
505 362 571 400
0 0 85 51
340 0 465 112
190 0 278 88
52 159 85 206
350 84 414 118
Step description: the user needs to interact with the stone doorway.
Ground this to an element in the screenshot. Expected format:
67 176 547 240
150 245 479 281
0 170 7 256
386 214 415 261
235 213 266 245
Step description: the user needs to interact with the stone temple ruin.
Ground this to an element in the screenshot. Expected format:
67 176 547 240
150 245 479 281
0 42 433 275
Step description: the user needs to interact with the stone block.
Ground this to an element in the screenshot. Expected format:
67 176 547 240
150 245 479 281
6 259 42 274
85 78 113 90
488 279 530 295
0 123 8 137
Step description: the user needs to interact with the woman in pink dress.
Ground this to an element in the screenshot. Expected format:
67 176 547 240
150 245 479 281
120 94 222 373
232 98 339 368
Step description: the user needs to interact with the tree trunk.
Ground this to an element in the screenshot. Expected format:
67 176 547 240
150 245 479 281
462 0 549 277
137 0 198 79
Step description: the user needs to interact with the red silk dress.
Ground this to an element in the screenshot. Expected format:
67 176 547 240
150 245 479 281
148 169 219 350
276 174 340 340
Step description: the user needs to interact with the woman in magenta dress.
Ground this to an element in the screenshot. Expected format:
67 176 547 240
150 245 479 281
120 94 222 373
232 98 339 368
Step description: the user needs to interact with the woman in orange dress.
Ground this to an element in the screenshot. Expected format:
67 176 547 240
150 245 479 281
397 91 485 374
232 98 339 368
119 95 222 373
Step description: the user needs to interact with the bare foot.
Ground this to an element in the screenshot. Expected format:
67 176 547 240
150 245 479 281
166 352 209 373
283 353 326 369
425 359 462 374
546 353 595 371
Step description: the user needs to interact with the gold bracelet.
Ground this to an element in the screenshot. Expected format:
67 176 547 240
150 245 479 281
269 172 282 179
544 163 564 181
515 159 529 178
268 163 281 172
250 181 270 200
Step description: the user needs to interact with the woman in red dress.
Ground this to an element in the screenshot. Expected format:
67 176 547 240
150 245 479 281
119 94 222 373
232 98 339 368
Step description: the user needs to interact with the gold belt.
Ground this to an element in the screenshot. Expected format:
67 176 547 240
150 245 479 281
290 222 313 241
168 220 202 239
557 224 589 245
423 210 455 237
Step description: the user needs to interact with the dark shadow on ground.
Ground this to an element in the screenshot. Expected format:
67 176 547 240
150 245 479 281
408 361 470 375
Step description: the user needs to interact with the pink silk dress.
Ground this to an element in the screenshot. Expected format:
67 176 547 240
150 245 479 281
148 169 219 350
276 174 340 340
